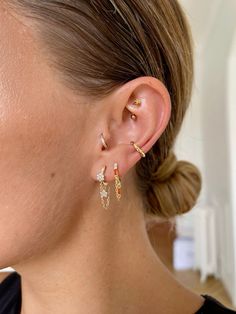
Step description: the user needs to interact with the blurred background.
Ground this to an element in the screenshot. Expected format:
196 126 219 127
148 0 236 309
1 0 236 310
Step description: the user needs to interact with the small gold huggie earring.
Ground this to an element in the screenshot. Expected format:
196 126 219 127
96 166 110 210
100 133 108 149
130 141 146 158
114 163 122 201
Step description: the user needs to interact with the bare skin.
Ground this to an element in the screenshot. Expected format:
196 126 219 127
0 3 204 314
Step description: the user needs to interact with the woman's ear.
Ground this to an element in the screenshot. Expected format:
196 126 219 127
90 76 171 182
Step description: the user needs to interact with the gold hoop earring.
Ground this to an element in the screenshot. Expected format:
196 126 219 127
100 133 108 149
130 141 146 158
96 166 110 210
114 163 122 201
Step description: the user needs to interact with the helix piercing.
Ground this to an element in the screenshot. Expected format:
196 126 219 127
130 141 146 158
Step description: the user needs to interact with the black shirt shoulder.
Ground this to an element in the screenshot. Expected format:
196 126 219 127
0 271 21 314
195 294 236 313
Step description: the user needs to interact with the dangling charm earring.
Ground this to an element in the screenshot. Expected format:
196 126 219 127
114 163 122 201
96 166 110 210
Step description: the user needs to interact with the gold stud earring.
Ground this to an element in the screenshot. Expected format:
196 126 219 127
130 141 146 158
96 166 110 210
131 114 137 120
129 99 143 120
133 98 142 106
114 163 122 201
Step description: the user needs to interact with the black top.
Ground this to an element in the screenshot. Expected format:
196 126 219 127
0 272 21 314
0 271 235 314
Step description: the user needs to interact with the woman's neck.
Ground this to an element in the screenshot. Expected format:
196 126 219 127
13 196 204 314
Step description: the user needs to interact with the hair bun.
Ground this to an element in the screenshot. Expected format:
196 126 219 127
151 150 178 182
136 151 202 218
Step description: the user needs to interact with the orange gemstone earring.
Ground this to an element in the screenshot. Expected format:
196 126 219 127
114 163 122 201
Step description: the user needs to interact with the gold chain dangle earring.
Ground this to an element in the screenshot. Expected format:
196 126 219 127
113 163 122 201
130 141 146 158
96 166 110 210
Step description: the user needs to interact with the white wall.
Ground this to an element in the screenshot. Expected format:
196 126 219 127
227 27 236 305
177 0 236 305
201 1 236 300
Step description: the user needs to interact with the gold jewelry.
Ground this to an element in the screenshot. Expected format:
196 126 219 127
131 99 142 119
130 141 146 158
114 163 122 200
100 133 108 149
128 99 142 121
96 166 110 210
133 99 142 106
131 114 137 120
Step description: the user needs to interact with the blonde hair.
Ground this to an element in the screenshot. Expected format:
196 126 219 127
7 0 202 218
